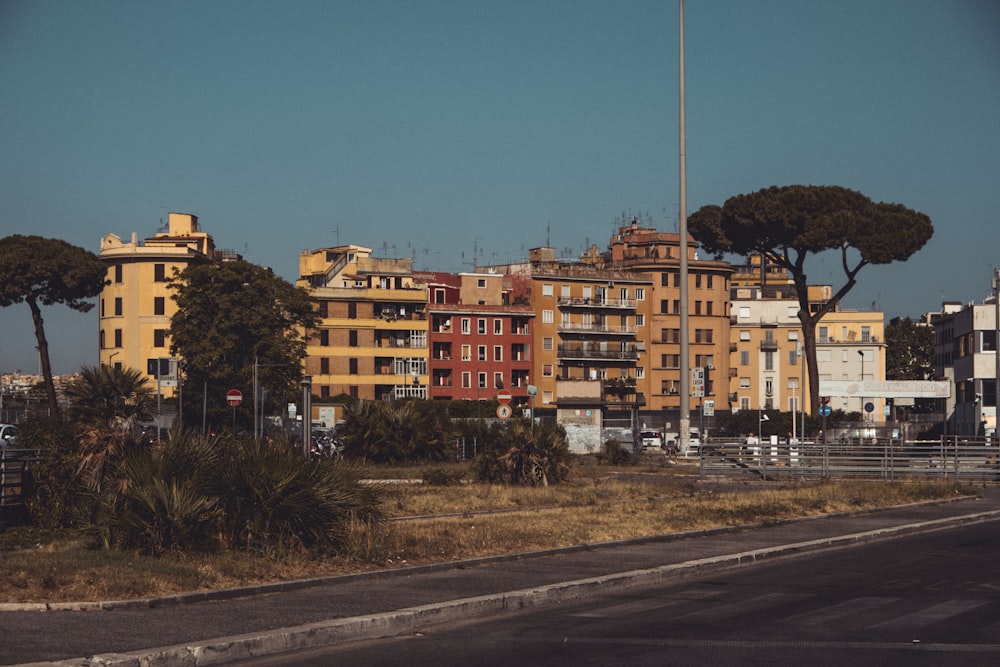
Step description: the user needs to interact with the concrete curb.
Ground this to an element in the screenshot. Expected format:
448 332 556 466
31 507 1000 667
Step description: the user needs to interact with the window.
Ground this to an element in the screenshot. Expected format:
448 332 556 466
114 264 123 283
461 345 471 361
348 302 357 318
114 297 123 316
788 330 799 340
787 306 798 317
661 274 670 287
765 378 774 396
561 285 570 298
635 314 644 327
462 372 471 388
673 273 681 287
153 329 165 348
741 397 750 411
741 350 749 366
434 288 446 303
154 264 166 282
478 319 486 335
764 350 774 371
349 330 358 347
661 354 679 368
789 349 798 365
739 377 751 388
818 350 832 362
562 311 572 326
660 299 669 314
477 278 487 288
114 328 122 347
861 326 871 342
707 275 714 289
478 372 487 389
478 345 487 361
543 364 553 377
672 300 680 314
636 367 645 379
320 358 330 374
819 326 829 342
542 310 553 324
695 274 702 288
461 318 471 334
739 306 750 319
493 345 502 361
494 319 502 335
320 330 330 346
493 372 503 389
740 330 751 341
582 286 592 299
635 288 645 301
154 297 165 315
694 301 702 315
542 284 553 296
543 337 553 351
349 358 358 374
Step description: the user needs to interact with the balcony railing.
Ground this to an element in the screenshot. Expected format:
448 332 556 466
557 322 636 335
557 296 636 309
557 345 639 361
760 339 778 351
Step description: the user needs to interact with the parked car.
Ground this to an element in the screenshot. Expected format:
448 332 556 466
640 430 664 451
0 423 17 451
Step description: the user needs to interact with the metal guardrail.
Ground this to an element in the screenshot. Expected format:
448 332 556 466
1 449 38 512
696 437 1000 484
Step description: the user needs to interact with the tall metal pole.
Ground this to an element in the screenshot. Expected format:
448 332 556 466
678 0 691 453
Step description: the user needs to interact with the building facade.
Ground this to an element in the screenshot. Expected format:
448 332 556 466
98 213 225 395
298 245 429 401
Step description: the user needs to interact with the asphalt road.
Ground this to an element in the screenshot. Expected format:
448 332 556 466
235 521 1000 667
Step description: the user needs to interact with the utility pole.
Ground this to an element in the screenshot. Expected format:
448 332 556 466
678 0 691 453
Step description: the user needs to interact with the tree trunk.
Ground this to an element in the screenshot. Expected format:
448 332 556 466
27 296 59 414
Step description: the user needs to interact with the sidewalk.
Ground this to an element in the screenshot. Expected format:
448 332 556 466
5 488 1000 667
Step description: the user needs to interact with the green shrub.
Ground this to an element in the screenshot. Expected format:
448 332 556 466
472 418 572 486
598 439 633 466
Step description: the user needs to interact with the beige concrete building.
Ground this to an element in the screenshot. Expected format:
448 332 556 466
298 245 429 401
98 213 225 395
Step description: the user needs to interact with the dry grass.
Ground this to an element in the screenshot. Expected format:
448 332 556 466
0 466 971 604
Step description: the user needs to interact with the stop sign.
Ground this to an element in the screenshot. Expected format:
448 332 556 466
226 389 243 407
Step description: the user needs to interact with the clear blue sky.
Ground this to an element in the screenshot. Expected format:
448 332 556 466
2 0 998 374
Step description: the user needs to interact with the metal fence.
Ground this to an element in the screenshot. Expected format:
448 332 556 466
697 436 1000 484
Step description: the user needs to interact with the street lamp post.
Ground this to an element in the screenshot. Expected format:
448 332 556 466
858 349 866 422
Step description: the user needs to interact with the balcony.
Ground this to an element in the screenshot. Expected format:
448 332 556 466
760 338 778 351
558 344 638 361
558 296 636 309
558 322 636 335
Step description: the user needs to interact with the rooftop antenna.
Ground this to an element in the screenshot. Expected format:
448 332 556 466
331 226 340 246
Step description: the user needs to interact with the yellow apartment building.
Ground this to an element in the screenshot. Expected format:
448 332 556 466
298 245 429 401
98 213 225 396
729 260 886 417
603 219 733 419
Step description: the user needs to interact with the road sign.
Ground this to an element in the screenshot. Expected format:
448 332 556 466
820 396 831 405
703 400 715 417
496 404 513 419
691 368 705 398
864 401 875 413
226 389 243 407
496 393 512 405
819 404 832 417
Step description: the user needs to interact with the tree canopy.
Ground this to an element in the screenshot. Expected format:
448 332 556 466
167 260 318 432
885 317 935 381
688 185 933 411
0 235 107 413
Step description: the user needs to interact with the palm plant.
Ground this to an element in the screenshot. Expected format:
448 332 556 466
66 365 157 493
65 364 156 429
215 435 383 553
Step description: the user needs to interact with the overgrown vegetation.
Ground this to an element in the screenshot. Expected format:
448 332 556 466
1 473 970 603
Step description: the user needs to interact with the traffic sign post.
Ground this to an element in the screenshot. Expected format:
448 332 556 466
226 389 243 432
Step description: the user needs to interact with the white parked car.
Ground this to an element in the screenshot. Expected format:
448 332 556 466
0 423 17 450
